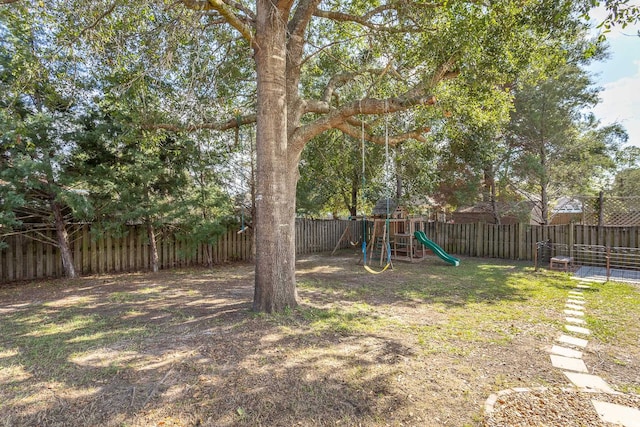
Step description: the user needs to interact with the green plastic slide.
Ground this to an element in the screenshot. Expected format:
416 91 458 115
414 231 460 267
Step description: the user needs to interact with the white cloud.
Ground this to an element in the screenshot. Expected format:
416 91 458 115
592 60 640 147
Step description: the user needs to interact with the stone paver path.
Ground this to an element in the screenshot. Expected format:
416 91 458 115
549 281 640 426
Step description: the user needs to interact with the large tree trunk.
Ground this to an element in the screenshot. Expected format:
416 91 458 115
51 199 77 278
252 0 298 312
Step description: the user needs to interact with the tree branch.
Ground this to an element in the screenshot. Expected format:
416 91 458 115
182 0 254 44
321 71 359 104
0 229 58 246
225 0 255 20
312 3 436 33
288 0 323 39
301 34 366 67
76 2 118 40
335 121 428 146
319 66 406 105
291 94 436 152
399 58 458 104
144 113 256 132
361 0 445 20
277 0 296 12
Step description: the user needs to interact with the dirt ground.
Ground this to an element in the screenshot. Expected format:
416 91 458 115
0 252 638 426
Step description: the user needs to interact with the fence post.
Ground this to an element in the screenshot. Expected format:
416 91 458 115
606 246 610 281
598 191 605 226
569 222 574 260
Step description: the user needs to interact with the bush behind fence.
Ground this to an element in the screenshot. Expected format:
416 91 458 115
2 220 639 283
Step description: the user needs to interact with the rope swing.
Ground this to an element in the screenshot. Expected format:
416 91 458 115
361 101 393 274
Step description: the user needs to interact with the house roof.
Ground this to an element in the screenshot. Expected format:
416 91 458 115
552 196 582 213
371 198 399 216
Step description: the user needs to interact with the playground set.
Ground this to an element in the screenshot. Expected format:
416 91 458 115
364 214 459 268
332 211 460 272
331 102 460 273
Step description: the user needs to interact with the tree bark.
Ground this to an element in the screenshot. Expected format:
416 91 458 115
146 221 159 273
51 199 77 278
252 0 298 312
484 164 501 225
540 144 549 225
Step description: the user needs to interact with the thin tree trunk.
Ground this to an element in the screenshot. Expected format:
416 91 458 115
51 199 76 278
490 181 501 225
252 0 298 312
484 165 501 225
205 244 213 268
201 209 213 268
147 221 159 272
540 187 549 225
540 144 549 225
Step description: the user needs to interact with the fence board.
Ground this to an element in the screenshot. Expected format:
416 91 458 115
35 240 43 278
6 243 12 280
128 230 134 270
15 235 23 281
115 235 122 272
0 246 5 282
25 238 34 279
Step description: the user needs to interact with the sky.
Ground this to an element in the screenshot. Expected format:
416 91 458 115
588 6 640 148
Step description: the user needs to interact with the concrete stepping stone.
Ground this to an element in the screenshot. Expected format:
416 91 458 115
563 372 618 393
564 309 584 316
569 290 583 295
550 345 583 359
558 334 588 348
567 298 585 305
592 400 640 427
576 284 591 289
566 303 585 310
550 354 588 372
565 325 590 335
566 316 586 325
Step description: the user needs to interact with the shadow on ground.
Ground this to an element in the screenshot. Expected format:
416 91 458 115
0 254 576 426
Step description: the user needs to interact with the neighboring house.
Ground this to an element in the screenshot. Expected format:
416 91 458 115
452 201 532 224
453 196 583 225
538 196 583 225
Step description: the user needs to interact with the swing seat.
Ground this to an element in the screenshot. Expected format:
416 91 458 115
364 263 392 274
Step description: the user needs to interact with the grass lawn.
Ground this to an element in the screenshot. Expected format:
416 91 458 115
0 252 638 426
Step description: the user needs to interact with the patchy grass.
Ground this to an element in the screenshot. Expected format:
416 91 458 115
585 281 640 344
0 254 638 426
582 279 640 395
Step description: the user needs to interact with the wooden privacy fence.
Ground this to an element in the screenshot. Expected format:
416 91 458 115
2 220 639 283
0 219 359 283
422 222 640 261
